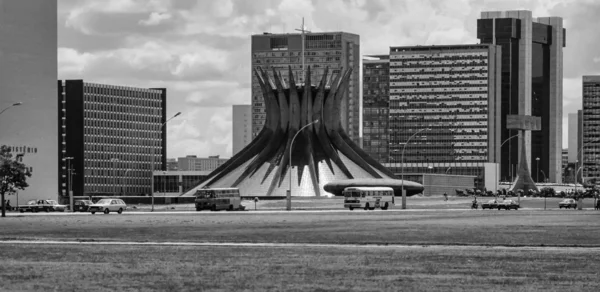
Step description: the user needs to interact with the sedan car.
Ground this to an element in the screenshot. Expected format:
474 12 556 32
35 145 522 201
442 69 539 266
45 200 68 212
74 200 93 212
558 199 577 209
89 199 127 215
497 199 520 210
481 200 498 210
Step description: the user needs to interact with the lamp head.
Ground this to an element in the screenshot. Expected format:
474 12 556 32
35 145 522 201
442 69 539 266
12 102 23 106
174 112 182 117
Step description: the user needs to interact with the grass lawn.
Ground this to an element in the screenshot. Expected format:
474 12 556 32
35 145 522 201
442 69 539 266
1 243 599 292
2 207 600 291
2 210 600 246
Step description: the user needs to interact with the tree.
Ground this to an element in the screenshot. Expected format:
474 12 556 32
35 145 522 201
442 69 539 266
1 145 32 217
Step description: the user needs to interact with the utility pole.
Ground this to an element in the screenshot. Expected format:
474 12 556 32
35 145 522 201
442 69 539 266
64 157 74 211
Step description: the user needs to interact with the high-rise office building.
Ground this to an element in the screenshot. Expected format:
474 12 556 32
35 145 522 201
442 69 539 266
385 44 501 188
251 32 360 142
0 0 57 202
232 105 252 156
362 55 390 163
582 75 600 181
59 80 167 198
477 10 566 183
567 110 582 163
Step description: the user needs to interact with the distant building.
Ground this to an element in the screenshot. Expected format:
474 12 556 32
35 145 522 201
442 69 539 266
232 105 252 156
583 75 600 182
167 158 178 171
385 44 502 189
561 149 568 170
59 80 167 197
153 171 211 196
478 10 566 183
177 155 228 172
362 55 389 163
0 0 57 202
251 31 360 143
568 110 582 163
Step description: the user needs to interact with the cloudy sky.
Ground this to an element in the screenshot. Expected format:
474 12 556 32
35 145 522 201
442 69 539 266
57 0 600 159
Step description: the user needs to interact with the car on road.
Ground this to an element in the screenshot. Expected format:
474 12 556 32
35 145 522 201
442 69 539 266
89 199 127 215
18 200 39 213
481 200 499 210
74 200 93 212
43 200 67 212
497 199 520 210
558 199 577 209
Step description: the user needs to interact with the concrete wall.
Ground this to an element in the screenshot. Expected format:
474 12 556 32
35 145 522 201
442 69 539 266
0 0 58 202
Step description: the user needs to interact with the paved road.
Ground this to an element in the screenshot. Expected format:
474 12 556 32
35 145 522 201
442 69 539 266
4 207 598 216
1 239 599 251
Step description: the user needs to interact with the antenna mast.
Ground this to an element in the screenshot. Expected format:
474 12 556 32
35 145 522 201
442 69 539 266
295 17 311 81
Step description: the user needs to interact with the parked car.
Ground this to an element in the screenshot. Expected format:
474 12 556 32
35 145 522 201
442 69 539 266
74 200 93 212
481 200 499 210
89 199 127 215
18 200 39 213
497 199 520 210
558 199 577 209
43 200 67 212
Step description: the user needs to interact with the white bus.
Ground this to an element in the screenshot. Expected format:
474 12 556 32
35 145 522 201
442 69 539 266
343 187 395 211
194 188 242 211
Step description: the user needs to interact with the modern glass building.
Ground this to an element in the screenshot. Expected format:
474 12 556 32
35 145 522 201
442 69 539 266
251 32 360 143
582 76 600 182
362 55 390 162
477 10 566 183
58 80 167 199
385 44 502 189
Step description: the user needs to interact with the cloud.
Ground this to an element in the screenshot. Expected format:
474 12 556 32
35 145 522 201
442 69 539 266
139 12 172 26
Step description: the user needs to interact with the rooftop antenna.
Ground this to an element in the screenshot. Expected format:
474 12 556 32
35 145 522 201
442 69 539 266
295 17 311 81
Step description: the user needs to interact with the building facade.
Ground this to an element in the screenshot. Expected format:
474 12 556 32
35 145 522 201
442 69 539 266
0 0 57 202
59 80 167 198
177 155 228 172
567 110 582 163
251 32 360 143
582 75 600 182
385 44 501 189
362 55 390 163
477 10 566 183
232 105 252 156
153 170 211 196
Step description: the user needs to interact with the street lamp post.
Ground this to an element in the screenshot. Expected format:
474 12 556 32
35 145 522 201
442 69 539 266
575 166 584 210
535 157 540 183
400 128 431 210
287 119 319 211
0 102 22 115
63 157 74 211
151 112 181 212
163 171 167 197
497 134 519 190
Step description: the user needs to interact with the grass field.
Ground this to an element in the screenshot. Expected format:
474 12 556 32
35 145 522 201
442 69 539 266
1 243 599 291
2 210 600 246
2 201 600 291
